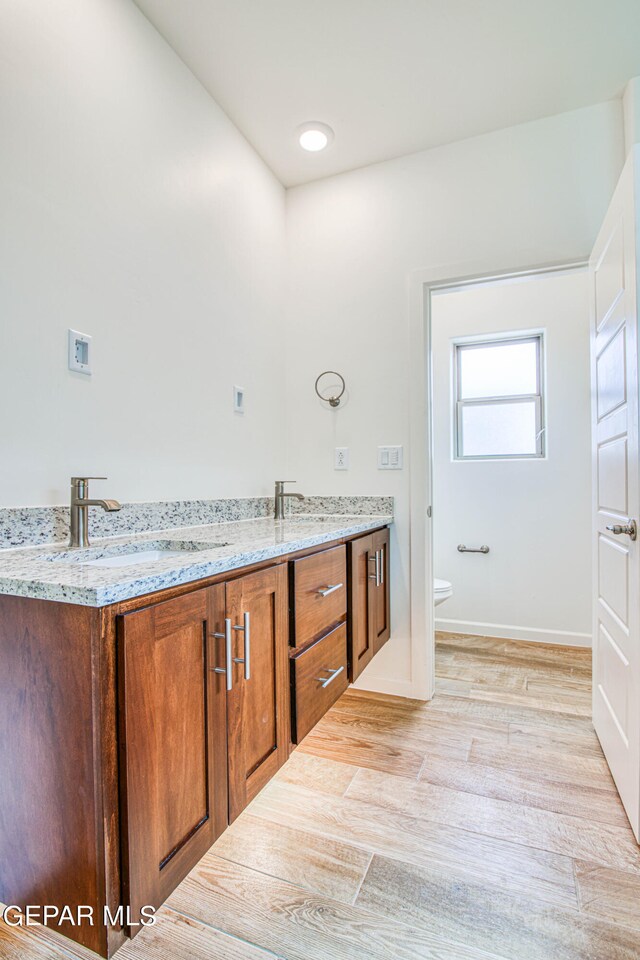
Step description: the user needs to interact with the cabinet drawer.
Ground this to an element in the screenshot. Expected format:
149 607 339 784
291 622 348 743
290 545 347 648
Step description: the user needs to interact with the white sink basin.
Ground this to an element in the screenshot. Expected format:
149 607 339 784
82 549 188 569
42 539 230 568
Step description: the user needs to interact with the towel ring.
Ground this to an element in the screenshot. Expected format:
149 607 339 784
315 371 346 408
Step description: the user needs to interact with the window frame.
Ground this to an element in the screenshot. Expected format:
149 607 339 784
453 332 546 461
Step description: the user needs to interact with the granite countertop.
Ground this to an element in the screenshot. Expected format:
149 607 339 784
0 513 393 607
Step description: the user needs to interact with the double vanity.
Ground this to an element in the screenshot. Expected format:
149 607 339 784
0 491 393 957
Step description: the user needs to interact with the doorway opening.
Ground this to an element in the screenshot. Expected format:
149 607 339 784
427 266 593 716
408 259 590 699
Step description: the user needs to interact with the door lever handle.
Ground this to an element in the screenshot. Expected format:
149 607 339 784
606 520 637 541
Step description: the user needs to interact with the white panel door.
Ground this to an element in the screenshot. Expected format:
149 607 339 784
591 147 640 841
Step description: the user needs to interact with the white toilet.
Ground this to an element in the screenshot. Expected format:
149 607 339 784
434 578 453 606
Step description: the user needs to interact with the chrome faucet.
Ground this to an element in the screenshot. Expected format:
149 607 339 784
274 480 305 520
69 476 121 548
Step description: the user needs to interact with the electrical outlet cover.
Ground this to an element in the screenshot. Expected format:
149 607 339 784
68 329 92 375
334 447 349 470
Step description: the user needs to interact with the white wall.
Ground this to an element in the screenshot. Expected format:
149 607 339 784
285 102 623 695
432 271 591 646
0 3 626 691
0 0 286 507
624 76 640 156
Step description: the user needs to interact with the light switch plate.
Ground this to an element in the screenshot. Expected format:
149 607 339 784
378 445 403 469
334 447 349 470
68 329 92 375
233 385 245 414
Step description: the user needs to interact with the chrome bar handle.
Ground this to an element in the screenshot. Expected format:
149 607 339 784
317 583 343 597
369 550 380 584
212 618 233 691
315 665 344 688
243 611 250 681
457 544 490 554
606 520 637 541
233 611 251 681
379 548 384 586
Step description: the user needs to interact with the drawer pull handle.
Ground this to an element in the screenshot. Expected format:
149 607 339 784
212 618 233 691
369 550 381 586
315 665 345 688
317 583 343 597
232 611 251 681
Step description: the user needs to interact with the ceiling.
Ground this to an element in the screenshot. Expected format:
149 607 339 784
134 0 640 187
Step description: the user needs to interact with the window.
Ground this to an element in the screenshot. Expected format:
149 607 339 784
454 334 545 460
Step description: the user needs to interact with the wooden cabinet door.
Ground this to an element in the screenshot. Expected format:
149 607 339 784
226 564 289 821
348 529 391 679
348 533 375 681
372 527 391 655
118 585 228 930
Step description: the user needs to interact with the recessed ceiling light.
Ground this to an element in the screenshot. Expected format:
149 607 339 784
298 122 334 152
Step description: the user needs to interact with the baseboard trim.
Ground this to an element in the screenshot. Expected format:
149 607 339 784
435 618 592 648
351 676 420 699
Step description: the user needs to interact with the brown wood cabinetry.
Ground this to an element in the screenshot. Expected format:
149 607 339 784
225 565 289 821
290 622 349 742
289 544 346 649
0 524 389 958
0 597 111 956
117 587 228 928
348 527 391 681
348 534 374 679
372 527 391 654
119 563 289 932
288 545 349 744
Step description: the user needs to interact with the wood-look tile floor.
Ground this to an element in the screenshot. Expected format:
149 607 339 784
4 633 640 960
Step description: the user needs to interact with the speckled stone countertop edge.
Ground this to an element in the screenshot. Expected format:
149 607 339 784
0 495 394 549
0 514 393 608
